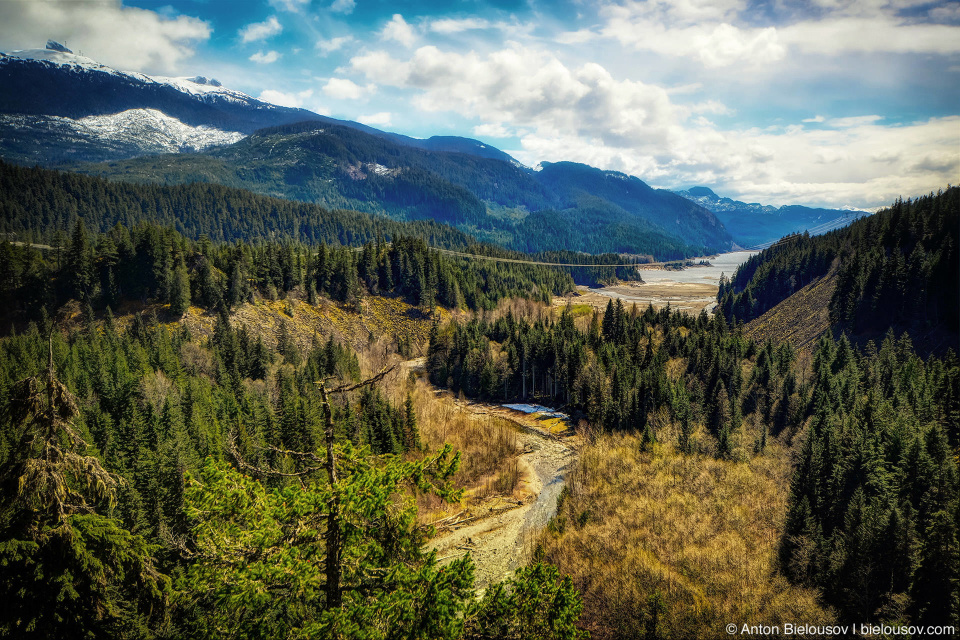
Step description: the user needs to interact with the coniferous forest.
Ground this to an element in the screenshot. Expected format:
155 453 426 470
0 160 957 639
718 188 959 353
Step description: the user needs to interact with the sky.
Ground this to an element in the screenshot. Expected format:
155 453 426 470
1 0 958 210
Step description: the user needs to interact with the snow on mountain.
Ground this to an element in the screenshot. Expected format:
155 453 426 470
0 109 245 159
1 47 262 108
70 108 245 151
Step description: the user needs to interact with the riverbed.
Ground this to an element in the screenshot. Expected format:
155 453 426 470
557 250 758 314
426 401 578 590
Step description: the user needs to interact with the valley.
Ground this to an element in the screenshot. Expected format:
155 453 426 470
0 30 956 640
425 396 579 591
560 250 758 314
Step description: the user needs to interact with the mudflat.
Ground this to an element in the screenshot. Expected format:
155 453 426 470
555 281 718 314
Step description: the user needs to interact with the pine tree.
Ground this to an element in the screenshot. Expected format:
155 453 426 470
169 260 191 316
0 336 168 637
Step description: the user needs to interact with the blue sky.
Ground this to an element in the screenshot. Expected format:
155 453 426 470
2 0 958 209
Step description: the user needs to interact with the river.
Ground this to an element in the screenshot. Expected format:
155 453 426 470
573 250 759 314
635 250 759 285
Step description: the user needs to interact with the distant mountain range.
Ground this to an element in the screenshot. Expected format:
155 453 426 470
673 186 869 248
0 41 860 257
0 41 514 165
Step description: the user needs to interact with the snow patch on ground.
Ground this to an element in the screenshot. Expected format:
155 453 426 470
72 109 245 150
0 108 245 153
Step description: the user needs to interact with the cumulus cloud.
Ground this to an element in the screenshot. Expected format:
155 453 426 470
429 18 490 34
473 123 515 138
803 115 826 123
349 44 957 208
601 7 786 67
779 18 960 55
350 45 679 148
322 78 375 100
357 112 392 126
316 35 353 54
381 14 417 47
239 16 282 43
596 0 960 67
0 0 210 74
330 0 356 15
827 115 883 128
249 50 282 64
259 88 314 108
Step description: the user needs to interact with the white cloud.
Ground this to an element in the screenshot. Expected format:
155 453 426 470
351 45 680 148
269 0 310 12
555 29 598 44
473 123 515 138
249 50 282 64
239 16 282 44
779 18 960 55
330 0 356 15
602 9 785 67
827 115 883 128
350 44 957 208
316 36 353 54
357 112 392 126
429 18 490 34
0 0 210 74
597 0 960 68
322 78 375 100
259 88 314 108
803 115 826 123
381 14 417 48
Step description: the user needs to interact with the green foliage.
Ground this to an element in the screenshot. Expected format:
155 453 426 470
0 318 587 639
780 333 960 626
464 552 588 640
718 188 959 354
0 339 168 638
428 301 755 453
179 446 473 640
0 218 580 327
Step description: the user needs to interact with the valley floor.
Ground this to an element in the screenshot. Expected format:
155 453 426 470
556 281 719 314
417 373 581 589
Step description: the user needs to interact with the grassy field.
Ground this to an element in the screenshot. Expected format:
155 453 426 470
742 268 837 352
539 432 834 639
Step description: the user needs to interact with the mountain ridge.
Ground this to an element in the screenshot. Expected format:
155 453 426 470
674 186 868 247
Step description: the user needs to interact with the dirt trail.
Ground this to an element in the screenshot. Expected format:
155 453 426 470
425 400 580 590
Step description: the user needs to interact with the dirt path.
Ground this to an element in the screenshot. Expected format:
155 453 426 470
426 401 580 590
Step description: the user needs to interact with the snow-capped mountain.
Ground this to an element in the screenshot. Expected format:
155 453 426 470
0 109 246 164
0 41 522 167
673 186 868 247
0 41 325 163
0 41 309 127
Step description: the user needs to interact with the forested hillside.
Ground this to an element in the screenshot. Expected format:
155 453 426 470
76 122 733 257
0 219 580 329
0 160 474 248
0 304 588 638
427 296 960 636
717 188 959 353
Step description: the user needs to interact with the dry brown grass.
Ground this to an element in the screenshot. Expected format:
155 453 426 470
409 382 523 502
540 434 834 639
743 266 838 352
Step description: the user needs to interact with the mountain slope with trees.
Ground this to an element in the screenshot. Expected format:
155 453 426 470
717 187 959 354
75 122 734 257
675 186 866 247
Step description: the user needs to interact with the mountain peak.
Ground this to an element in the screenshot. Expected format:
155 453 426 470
45 40 72 54
686 186 719 200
